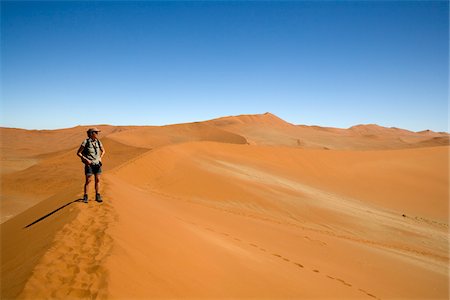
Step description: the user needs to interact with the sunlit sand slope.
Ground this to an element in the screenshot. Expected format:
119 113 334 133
98 142 447 298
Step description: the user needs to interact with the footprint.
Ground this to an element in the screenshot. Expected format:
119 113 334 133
326 275 352 287
359 289 378 299
304 236 327 246
335 278 352 287
294 262 304 268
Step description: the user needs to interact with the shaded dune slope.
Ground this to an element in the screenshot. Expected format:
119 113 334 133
106 122 248 149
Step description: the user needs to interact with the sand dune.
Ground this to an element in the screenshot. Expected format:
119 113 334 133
206 113 449 150
1 113 448 299
106 122 248 149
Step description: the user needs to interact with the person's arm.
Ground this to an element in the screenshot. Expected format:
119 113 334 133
100 142 106 160
77 145 92 165
100 148 106 162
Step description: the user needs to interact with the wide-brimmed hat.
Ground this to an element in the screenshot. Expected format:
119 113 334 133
87 127 101 133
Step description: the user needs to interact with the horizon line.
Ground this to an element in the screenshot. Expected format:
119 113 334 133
0 112 448 134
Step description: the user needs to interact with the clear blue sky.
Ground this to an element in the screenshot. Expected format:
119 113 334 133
1 1 448 132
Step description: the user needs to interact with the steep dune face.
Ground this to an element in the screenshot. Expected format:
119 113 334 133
1 184 82 299
112 142 449 221
413 136 450 147
1 113 449 299
348 124 416 136
206 112 312 147
207 112 292 127
106 122 248 149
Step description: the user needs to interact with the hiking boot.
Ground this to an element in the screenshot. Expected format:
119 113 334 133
83 194 88 203
96 193 103 203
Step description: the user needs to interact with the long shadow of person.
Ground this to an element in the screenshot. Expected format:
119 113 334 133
23 198 84 229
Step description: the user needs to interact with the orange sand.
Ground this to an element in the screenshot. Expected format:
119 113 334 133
1 113 448 299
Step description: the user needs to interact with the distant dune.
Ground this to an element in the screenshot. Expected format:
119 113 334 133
1 113 448 299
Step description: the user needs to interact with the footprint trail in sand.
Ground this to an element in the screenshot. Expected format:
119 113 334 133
18 200 115 299
178 216 381 299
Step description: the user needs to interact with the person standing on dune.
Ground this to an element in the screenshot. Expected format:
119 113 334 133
77 128 106 203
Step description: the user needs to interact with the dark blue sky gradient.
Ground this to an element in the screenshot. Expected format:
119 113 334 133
1 1 448 131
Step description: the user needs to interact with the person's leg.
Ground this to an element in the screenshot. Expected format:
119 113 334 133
94 174 100 195
95 174 103 202
83 174 93 202
84 175 93 194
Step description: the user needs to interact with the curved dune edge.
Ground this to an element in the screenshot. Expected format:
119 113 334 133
14 142 449 299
